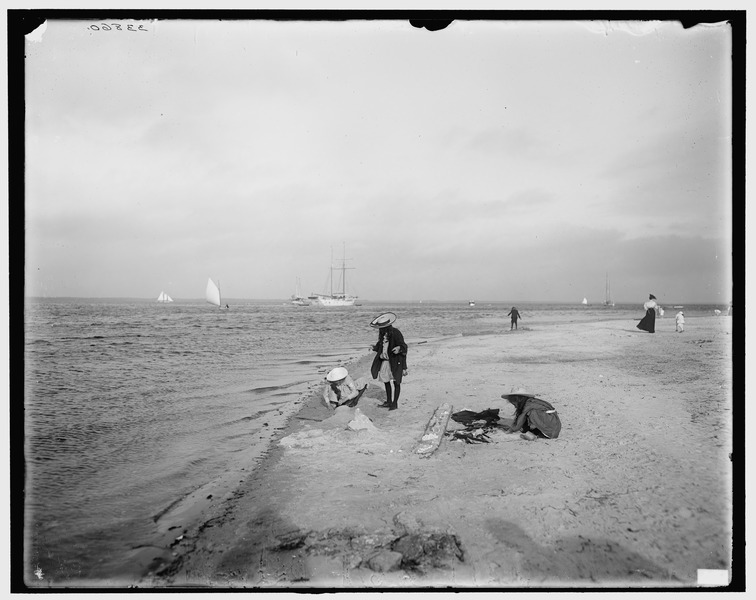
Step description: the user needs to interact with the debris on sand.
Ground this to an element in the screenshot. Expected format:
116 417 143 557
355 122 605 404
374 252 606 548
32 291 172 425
415 403 452 457
447 408 509 443
266 519 465 576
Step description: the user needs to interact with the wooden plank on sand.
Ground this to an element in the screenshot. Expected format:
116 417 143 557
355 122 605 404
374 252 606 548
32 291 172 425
415 403 452 457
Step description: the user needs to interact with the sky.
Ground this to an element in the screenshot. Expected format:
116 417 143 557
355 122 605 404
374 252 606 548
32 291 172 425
22 16 734 304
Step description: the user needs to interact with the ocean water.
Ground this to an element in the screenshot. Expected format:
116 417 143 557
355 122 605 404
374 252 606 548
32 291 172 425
22 298 726 584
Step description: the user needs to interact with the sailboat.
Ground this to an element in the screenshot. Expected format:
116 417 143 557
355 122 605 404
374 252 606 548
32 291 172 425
290 278 310 306
156 291 174 303
603 272 615 307
206 278 228 309
311 244 358 307
581 297 588 305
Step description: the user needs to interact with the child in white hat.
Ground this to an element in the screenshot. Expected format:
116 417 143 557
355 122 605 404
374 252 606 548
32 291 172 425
675 311 685 333
322 367 367 410
369 312 408 411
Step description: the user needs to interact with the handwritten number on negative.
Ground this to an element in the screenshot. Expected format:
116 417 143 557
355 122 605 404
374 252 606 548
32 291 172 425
89 23 148 32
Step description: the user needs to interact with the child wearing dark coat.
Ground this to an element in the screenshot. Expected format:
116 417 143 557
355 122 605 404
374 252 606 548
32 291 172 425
369 312 408 411
502 388 561 441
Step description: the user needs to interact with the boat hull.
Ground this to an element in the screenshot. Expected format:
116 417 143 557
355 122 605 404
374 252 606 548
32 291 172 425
313 295 357 307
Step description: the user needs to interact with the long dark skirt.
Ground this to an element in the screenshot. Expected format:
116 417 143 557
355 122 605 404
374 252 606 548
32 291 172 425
524 410 561 439
637 308 656 333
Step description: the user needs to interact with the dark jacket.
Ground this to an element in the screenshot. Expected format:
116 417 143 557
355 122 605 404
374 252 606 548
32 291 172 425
510 397 561 438
370 325 408 383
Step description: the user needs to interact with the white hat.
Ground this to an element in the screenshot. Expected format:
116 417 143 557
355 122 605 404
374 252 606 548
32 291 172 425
326 367 348 382
501 387 537 400
370 312 397 328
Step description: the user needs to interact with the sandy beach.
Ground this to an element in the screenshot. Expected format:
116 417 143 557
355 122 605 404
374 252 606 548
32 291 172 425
141 315 734 589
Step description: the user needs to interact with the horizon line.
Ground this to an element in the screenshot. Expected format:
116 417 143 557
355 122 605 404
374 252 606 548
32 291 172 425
23 296 731 306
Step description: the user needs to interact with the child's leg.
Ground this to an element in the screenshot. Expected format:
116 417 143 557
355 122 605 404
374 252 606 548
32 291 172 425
390 382 401 410
380 382 392 406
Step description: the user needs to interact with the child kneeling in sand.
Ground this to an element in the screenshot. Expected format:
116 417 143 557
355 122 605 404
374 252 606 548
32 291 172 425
502 388 561 440
322 367 367 410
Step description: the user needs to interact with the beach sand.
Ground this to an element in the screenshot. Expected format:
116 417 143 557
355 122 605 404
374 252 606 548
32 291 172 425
142 316 733 589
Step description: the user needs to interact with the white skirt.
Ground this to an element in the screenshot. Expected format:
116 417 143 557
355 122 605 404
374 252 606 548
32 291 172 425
377 359 394 383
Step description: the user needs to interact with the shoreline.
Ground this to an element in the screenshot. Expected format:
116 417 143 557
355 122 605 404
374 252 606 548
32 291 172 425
126 349 382 585
66 316 733 589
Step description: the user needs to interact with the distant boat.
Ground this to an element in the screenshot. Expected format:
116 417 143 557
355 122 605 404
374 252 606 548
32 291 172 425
206 278 228 309
156 291 173 303
603 273 615 307
469 300 475 307
582 297 588 305
311 244 357 307
714 309 722 316
291 278 310 306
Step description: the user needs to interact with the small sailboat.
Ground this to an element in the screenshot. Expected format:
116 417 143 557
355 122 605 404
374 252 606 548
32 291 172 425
581 297 588 305
469 300 475 307
206 278 228 309
291 278 310 306
156 291 173 303
603 272 615 307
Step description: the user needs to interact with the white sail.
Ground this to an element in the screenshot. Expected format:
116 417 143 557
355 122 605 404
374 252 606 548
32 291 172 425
157 291 173 303
206 278 221 307
582 297 588 305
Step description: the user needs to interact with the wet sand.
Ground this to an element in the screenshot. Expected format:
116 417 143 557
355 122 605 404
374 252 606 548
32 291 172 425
141 316 734 589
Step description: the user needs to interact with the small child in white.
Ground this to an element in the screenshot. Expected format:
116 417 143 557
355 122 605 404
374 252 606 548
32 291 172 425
322 367 368 410
675 311 685 333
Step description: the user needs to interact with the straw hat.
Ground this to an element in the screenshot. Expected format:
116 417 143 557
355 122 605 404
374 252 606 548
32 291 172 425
501 387 537 400
326 367 348 382
370 312 396 328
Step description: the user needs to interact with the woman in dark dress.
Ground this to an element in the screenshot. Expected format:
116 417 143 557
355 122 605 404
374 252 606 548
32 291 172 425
636 294 659 333
369 312 408 411
502 388 561 441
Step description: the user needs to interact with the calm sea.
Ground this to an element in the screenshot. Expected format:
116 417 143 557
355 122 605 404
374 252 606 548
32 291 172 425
22 298 725 584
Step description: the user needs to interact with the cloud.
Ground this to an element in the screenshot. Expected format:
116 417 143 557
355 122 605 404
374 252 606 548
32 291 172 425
22 19 732 303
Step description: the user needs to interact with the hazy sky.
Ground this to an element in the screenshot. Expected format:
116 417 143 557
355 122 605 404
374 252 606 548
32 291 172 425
23 17 733 303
